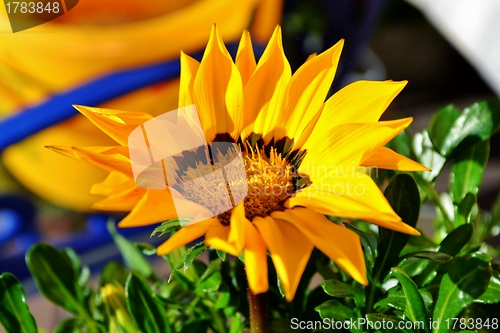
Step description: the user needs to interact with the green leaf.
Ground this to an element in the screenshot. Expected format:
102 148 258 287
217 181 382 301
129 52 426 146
25 243 87 316
413 131 446 182
417 224 473 286
99 262 129 287
430 100 500 156
151 219 189 237
375 174 421 277
321 279 365 307
125 273 170 333
53 318 105 333
167 243 206 283
134 242 157 256
0 273 37 333
375 286 433 311
365 313 414 333
428 104 461 156
392 268 430 333
107 221 155 280
59 248 91 288
475 271 500 304
455 193 476 227
195 272 222 293
432 253 492 333
315 300 357 321
400 251 453 264
216 250 227 262
229 313 244 333
450 140 489 205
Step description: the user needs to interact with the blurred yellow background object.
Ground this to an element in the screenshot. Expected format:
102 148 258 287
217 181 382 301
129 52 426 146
0 0 281 211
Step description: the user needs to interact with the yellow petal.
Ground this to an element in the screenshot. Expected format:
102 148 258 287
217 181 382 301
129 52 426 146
47 145 133 177
178 52 200 108
286 172 420 236
279 40 344 140
253 216 313 301
228 202 247 252
235 30 257 86
156 217 217 256
205 223 240 256
91 186 145 212
118 188 210 228
241 26 291 142
307 80 407 145
90 171 135 196
272 208 367 286
193 25 243 141
361 147 430 171
292 104 323 151
301 118 413 171
243 220 268 294
251 0 284 43
74 105 152 146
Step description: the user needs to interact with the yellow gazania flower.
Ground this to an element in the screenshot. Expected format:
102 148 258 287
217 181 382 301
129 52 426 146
49 26 428 301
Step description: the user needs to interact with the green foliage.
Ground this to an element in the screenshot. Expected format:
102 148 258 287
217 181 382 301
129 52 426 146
0 273 37 333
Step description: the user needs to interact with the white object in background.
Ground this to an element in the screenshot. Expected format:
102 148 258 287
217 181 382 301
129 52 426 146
407 0 500 96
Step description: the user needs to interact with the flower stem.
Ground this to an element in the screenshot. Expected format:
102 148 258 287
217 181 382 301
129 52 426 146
248 289 269 333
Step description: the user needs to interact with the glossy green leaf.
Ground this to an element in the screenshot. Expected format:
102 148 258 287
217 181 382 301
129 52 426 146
53 318 91 333
450 140 489 205
455 193 476 227
432 253 492 333
195 272 222 293
417 224 473 286
25 243 86 316
107 221 155 280
315 300 357 321
488 193 500 237
167 242 206 283
428 104 461 156
125 273 170 333
60 248 90 288
216 250 227 262
430 100 500 156
475 271 500 304
321 279 365 307
365 313 414 333
375 286 433 311
375 174 421 277
53 318 105 333
151 219 189 237
321 279 357 298
400 251 453 264
99 262 129 287
229 313 245 333
413 131 447 182
214 284 231 309
0 273 37 333
392 268 430 333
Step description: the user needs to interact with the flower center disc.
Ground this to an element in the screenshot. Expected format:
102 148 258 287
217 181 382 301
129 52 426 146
175 145 307 224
